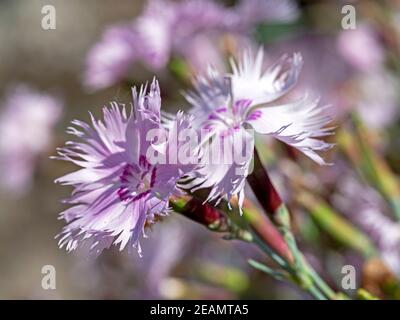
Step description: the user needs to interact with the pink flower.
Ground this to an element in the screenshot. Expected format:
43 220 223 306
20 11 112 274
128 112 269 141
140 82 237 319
84 25 138 90
0 85 62 194
337 24 384 72
84 0 298 90
183 48 333 210
54 79 195 255
334 174 400 274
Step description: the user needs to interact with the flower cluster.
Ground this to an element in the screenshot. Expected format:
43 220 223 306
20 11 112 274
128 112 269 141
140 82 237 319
56 48 333 254
84 0 298 90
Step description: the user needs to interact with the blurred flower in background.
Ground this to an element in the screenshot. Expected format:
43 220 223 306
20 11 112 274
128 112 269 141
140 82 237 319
337 23 399 129
337 24 384 72
333 173 400 275
84 0 298 90
0 85 62 195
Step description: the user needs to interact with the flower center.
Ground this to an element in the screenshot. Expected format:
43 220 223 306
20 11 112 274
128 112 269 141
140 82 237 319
204 99 253 133
203 99 251 136
117 156 156 202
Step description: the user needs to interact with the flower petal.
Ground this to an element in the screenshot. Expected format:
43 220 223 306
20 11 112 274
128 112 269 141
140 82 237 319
184 128 254 211
246 95 334 164
230 48 303 105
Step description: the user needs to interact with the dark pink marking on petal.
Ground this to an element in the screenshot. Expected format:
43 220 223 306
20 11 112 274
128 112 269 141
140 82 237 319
215 106 227 113
150 167 157 188
247 110 262 121
233 99 252 116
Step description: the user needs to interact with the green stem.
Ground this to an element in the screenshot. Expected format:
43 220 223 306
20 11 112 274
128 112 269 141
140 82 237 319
251 231 290 270
307 284 327 300
247 148 339 300
171 191 337 299
305 262 336 300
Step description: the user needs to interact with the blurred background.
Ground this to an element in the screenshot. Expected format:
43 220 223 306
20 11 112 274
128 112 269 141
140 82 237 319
0 0 400 299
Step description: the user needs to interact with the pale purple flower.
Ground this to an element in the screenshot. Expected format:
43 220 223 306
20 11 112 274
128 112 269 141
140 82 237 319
54 79 195 255
84 25 138 90
183 48 334 210
0 85 62 194
84 0 298 90
355 70 399 129
337 24 384 72
233 0 299 30
335 24 398 129
333 175 400 274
